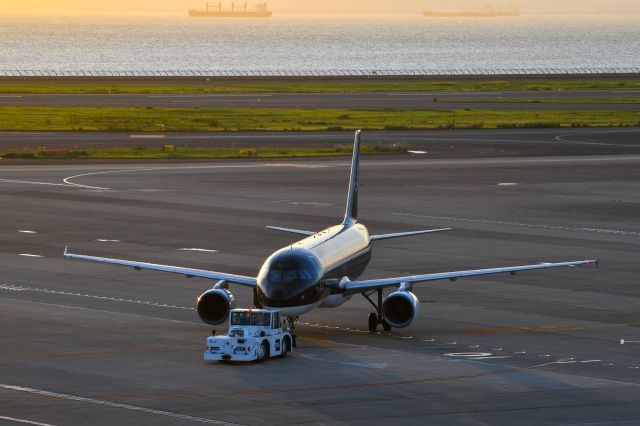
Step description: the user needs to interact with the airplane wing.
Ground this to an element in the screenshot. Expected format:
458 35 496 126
341 259 597 295
64 247 257 287
370 228 451 241
266 226 315 236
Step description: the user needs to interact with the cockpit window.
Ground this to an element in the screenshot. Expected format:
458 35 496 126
258 250 324 304
266 255 320 286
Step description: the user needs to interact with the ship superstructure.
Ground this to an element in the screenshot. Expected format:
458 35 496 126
189 2 272 18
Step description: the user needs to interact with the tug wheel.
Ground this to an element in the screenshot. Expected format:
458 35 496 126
281 337 291 358
257 341 269 362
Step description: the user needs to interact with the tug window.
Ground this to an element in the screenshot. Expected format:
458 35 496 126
230 311 270 327
230 311 251 326
251 312 271 327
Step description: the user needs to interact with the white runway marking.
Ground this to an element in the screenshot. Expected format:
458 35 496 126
129 134 166 139
0 298 201 327
0 284 28 291
0 285 194 310
18 230 37 234
292 352 388 369
177 248 219 253
95 239 121 242
498 182 518 186
0 384 240 425
2 155 637 191
443 352 493 358
62 171 114 190
393 212 640 237
555 130 640 148
0 179 70 187
0 415 54 426
18 254 43 258
472 355 512 360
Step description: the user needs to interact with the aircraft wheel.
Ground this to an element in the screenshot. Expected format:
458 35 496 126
382 320 392 332
368 312 378 332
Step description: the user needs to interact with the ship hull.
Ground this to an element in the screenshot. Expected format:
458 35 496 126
423 11 519 17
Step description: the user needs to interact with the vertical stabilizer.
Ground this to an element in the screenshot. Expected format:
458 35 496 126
343 130 362 226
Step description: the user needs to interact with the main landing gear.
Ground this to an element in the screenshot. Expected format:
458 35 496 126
363 288 391 332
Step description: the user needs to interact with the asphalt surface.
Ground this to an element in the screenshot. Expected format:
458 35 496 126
0 90 638 110
1 143 639 425
1 128 639 157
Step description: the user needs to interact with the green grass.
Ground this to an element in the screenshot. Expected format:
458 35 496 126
0 78 639 94
0 107 638 132
0 145 407 160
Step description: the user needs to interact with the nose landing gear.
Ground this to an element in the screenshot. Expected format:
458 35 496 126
363 289 392 332
285 316 298 347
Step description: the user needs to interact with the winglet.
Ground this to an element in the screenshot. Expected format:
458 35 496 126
64 245 69 257
343 130 362 226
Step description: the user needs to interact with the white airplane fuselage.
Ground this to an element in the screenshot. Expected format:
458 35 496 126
256 223 371 317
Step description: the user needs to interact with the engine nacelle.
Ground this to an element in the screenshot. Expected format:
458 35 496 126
197 288 235 325
382 290 420 328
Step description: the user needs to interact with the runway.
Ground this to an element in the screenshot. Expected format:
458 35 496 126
1 127 639 157
1 147 639 424
0 90 638 110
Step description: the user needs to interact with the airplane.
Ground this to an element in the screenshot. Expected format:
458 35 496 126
65 130 597 339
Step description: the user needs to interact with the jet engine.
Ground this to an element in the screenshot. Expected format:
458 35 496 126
197 288 235 325
381 290 420 328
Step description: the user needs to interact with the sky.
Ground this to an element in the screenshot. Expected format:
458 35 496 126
1 0 639 15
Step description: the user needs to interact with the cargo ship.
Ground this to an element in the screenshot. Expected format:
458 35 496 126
189 2 272 18
423 3 519 17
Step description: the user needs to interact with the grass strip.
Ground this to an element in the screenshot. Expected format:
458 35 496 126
0 145 407 159
0 78 639 94
0 107 638 132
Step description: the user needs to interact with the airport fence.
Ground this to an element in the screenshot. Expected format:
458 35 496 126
0 67 639 79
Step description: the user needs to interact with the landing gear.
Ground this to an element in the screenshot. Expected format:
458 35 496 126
285 316 298 347
368 312 377 332
363 289 393 332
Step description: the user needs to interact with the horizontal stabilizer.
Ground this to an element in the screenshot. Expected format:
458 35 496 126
370 228 451 241
266 226 315 237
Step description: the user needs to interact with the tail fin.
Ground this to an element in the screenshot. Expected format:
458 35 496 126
343 130 361 226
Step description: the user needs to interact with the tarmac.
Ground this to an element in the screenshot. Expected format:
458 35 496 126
0 90 638 110
0 131 639 425
1 127 640 156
